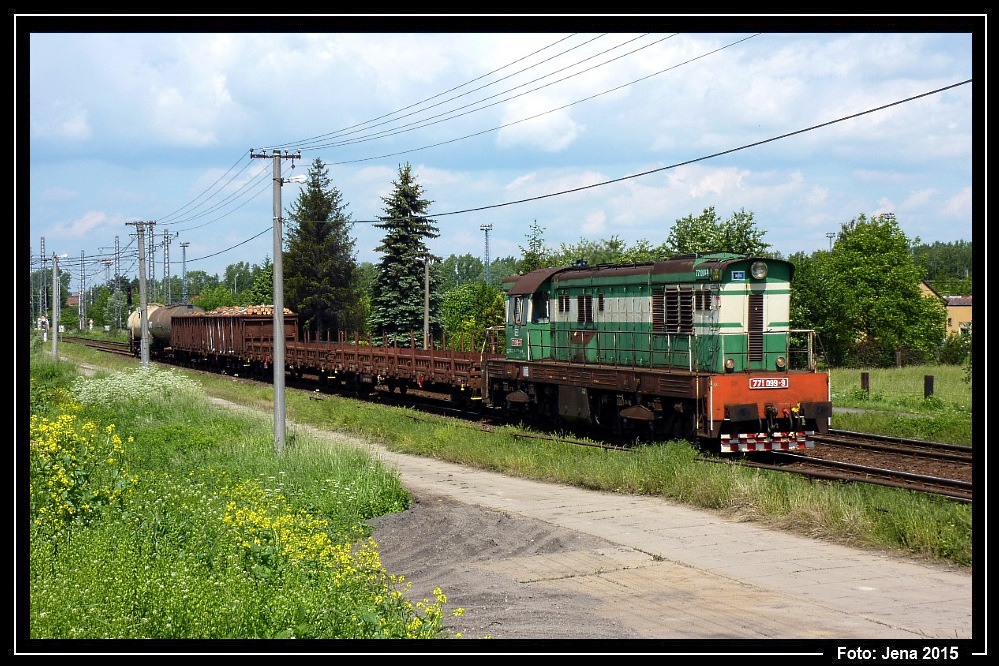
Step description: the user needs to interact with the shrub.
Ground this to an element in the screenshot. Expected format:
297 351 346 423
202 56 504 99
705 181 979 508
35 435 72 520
29 411 138 533
938 331 971 365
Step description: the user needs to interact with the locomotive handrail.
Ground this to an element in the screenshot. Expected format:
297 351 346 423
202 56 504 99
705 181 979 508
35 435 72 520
518 326 823 373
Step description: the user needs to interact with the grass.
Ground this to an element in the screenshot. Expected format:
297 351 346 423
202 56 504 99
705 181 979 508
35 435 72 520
26 335 973 639
829 364 973 445
27 339 466 640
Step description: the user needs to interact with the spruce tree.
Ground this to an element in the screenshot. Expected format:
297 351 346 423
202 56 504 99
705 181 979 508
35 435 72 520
283 157 362 341
369 163 440 344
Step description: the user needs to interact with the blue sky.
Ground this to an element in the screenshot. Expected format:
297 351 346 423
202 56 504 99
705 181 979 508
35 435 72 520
19 15 982 294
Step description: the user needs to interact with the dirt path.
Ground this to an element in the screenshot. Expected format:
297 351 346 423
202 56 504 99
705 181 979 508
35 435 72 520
368 488 650 641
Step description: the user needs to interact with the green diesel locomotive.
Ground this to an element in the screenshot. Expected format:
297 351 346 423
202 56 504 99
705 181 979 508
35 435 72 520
483 253 832 452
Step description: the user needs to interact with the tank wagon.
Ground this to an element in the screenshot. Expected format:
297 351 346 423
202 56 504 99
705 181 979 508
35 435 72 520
127 303 204 356
482 253 831 451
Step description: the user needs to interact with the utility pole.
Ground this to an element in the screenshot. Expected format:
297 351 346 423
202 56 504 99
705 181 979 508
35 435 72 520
147 222 156 303
163 231 173 303
250 148 302 455
79 251 86 331
128 221 152 368
826 232 835 250
180 242 190 302
115 236 122 330
51 253 60 361
39 237 47 324
424 253 431 349
481 223 492 285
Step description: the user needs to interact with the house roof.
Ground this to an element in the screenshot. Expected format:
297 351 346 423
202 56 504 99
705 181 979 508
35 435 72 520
945 295 972 307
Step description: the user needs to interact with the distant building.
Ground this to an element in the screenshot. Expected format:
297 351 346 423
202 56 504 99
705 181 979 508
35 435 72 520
66 293 80 307
920 281 972 336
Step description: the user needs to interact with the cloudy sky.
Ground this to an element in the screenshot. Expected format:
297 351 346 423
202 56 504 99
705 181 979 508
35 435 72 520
19 14 982 294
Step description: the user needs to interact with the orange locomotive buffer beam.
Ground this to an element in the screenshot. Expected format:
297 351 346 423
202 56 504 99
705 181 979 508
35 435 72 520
710 371 831 453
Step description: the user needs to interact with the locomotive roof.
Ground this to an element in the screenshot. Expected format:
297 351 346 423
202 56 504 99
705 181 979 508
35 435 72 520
502 267 565 296
502 254 789 294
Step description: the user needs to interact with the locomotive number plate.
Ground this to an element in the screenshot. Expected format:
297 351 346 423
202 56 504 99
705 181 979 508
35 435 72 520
749 377 789 389
511 338 523 347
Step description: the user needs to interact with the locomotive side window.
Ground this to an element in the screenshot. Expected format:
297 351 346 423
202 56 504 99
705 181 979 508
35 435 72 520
511 296 526 325
598 293 605 312
532 290 550 323
558 292 570 314
577 294 594 323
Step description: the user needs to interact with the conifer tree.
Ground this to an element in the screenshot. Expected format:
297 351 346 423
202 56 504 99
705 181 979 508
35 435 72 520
368 163 440 343
284 158 363 341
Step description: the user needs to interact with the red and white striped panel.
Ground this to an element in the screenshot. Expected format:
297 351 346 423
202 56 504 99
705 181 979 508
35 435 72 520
719 432 814 453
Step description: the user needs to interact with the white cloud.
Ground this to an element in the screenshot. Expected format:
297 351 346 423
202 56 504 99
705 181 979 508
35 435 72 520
496 96 582 152
942 187 972 218
672 165 750 198
581 210 606 236
901 188 937 210
24 30 975 280
31 100 91 140
50 211 109 239
41 186 78 203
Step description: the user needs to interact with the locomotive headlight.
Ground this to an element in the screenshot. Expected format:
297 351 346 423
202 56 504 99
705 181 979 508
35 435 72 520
750 261 768 280
724 358 735 371
776 356 786 369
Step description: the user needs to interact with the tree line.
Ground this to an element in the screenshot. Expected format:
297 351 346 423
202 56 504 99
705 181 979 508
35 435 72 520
29 159 973 368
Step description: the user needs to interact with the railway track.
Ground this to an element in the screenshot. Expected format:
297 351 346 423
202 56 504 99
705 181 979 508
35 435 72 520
61 335 973 501
63 336 135 358
820 429 972 462
728 429 973 503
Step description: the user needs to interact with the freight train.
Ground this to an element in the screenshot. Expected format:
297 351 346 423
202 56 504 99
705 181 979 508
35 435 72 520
129 252 832 453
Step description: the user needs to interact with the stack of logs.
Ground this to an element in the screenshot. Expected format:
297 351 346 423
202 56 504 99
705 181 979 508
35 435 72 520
200 305 295 316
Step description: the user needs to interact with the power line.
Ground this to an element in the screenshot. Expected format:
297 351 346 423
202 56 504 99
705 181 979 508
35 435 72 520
132 33 747 263
150 34 602 230
293 34 664 152
176 78 971 268
432 79 973 218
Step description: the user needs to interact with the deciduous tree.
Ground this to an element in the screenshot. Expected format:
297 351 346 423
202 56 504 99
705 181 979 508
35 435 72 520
438 254 485 293
439 282 505 351
819 213 946 366
665 207 772 256
516 221 551 273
